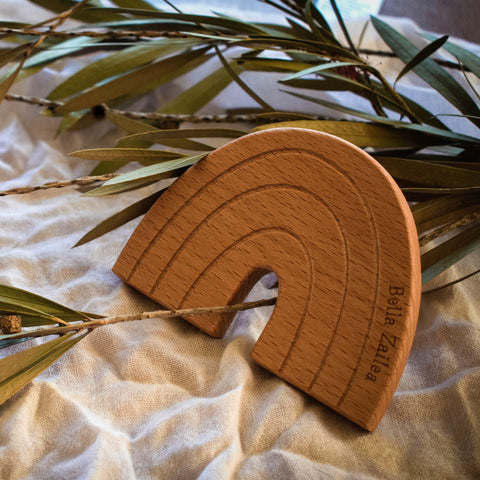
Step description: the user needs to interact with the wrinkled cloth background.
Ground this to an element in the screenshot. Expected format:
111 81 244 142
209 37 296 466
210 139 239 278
0 2 479 479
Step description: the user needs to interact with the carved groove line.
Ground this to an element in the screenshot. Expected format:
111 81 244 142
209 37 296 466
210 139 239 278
176 226 315 369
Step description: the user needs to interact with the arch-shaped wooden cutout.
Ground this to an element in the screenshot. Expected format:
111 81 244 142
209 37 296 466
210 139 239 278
114 128 421 431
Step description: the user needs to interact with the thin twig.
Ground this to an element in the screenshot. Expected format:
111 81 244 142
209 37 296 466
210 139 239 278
0 27 468 72
3 93 331 124
5 298 277 341
0 174 119 196
0 27 190 40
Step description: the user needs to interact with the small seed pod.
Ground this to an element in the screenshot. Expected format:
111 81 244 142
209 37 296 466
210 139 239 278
1 315 22 334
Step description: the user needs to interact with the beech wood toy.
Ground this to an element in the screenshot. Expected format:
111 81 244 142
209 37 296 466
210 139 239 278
114 128 421 431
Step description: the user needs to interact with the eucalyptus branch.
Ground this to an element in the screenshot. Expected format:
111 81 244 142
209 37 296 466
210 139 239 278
0 174 119 196
5 298 277 341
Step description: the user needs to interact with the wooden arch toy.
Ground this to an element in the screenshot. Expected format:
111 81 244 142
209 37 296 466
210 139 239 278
114 128 421 431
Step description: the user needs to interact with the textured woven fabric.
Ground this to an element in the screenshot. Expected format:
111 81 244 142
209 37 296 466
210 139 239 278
0 2 479 479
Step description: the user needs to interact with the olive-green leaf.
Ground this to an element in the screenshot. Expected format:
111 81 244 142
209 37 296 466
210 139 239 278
253 120 437 148
56 46 212 114
421 223 480 283
284 91 480 145
47 39 200 101
85 153 206 196
412 193 479 230
0 43 31 69
28 0 124 22
0 284 91 326
158 63 240 115
424 33 480 80
394 35 449 85
24 36 103 69
371 16 480 129
215 46 273 111
70 148 187 163
74 190 164 247
375 156 480 188
121 128 247 144
88 8 267 35
0 332 88 405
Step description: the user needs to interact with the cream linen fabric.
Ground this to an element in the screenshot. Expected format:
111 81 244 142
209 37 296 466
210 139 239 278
0 2 479 479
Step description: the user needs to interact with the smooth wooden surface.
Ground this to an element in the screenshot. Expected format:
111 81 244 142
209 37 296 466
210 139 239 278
114 128 421 431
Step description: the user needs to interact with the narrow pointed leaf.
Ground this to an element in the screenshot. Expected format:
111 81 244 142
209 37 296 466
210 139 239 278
371 16 480 129
70 148 187 163
375 156 480 188
215 46 273 111
56 46 211 114
412 193 479 229
27 0 124 22
88 8 267 34
47 39 200 101
424 33 480 79
74 190 164 247
158 63 240 115
24 37 103 69
121 128 246 144
394 35 449 85
253 120 440 148
421 223 480 283
0 43 31 68
85 154 206 196
0 332 88 405
281 61 364 82
284 91 480 145
0 284 91 325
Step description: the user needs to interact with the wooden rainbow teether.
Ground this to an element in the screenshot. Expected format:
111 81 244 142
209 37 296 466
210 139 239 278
114 128 421 431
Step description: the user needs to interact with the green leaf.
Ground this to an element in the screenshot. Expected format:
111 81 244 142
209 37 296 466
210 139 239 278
0 284 91 326
253 120 442 148
157 62 241 115
0 59 25 102
375 156 480 188
56 46 212 114
412 193 479 230
284 91 480 145
284 73 447 129
280 61 363 82
238 36 359 61
0 43 31 68
110 0 156 9
85 153 206 196
121 128 247 144
74 190 164 247
371 16 480 129
0 332 88 405
24 36 104 69
424 33 480 80
88 8 267 35
394 35 449 85
215 46 273 111
27 0 124 22
421 223 480 283
47 39 200 101
70 148 187 163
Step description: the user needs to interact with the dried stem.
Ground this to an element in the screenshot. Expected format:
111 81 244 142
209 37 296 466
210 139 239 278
4 93 330 125
0 174 119 196
5 298 277 341
0 27 466 72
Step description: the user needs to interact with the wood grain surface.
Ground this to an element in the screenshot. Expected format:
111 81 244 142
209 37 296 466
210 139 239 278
114 128 421 431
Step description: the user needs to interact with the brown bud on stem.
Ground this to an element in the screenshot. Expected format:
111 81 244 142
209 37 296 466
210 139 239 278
1 315 22 334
